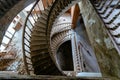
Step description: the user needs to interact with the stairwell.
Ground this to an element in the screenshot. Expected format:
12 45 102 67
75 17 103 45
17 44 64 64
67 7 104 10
0 0 120 79
29 3 63 75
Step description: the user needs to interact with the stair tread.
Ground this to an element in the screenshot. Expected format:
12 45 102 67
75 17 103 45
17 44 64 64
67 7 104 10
34 65 55 74
31 45 48 51
31 38 46 41
31 34 46 37
31 42 47 46
33 28 46 32
38 18 47 24
42 11 48 16
41 15 47 20
35 23 46 28
33 58 52 68
31 54 50 63
37 65 55 74
31 50 48 57
31 36 46 40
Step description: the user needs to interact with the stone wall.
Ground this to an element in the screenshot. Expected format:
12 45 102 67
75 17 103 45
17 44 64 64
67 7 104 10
79 0 120 79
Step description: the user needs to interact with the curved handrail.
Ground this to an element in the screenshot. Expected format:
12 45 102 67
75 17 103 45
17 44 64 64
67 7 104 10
22 0 55 75
22 0 39 75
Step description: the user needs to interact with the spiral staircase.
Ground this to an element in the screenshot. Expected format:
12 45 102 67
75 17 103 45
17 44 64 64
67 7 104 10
0 0 120 79
30 5 63 75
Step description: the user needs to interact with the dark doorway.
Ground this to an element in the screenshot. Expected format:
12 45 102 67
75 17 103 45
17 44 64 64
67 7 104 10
56 40 74 71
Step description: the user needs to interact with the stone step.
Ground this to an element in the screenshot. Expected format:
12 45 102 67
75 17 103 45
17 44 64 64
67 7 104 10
31 54 49 63
33 28 46 32
31 47 48 53
31 36 46 41
42 10 49 16
31 33 46 37
30 41 47 46
35 23 46 29
31 50 48 57
31 45 48 51
32 30 46 34
41 14 47 20
30 36 46 41
51 28 71 37
33 58 52 68
45 6 51 13
38 64 56 75
38 18 47 24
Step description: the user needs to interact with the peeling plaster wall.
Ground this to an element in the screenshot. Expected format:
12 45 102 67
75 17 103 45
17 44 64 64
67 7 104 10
0 0 35 45
79 0 120 79
5 11 27 74
6 28 27 74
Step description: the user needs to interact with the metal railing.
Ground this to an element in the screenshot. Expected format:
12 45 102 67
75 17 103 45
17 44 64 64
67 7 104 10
92 0 120 55
22 0 55 75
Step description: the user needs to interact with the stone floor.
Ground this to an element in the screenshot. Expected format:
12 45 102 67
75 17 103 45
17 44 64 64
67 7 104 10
0 71 110 80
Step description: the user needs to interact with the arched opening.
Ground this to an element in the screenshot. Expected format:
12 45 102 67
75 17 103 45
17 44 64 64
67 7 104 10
56 40 74 71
